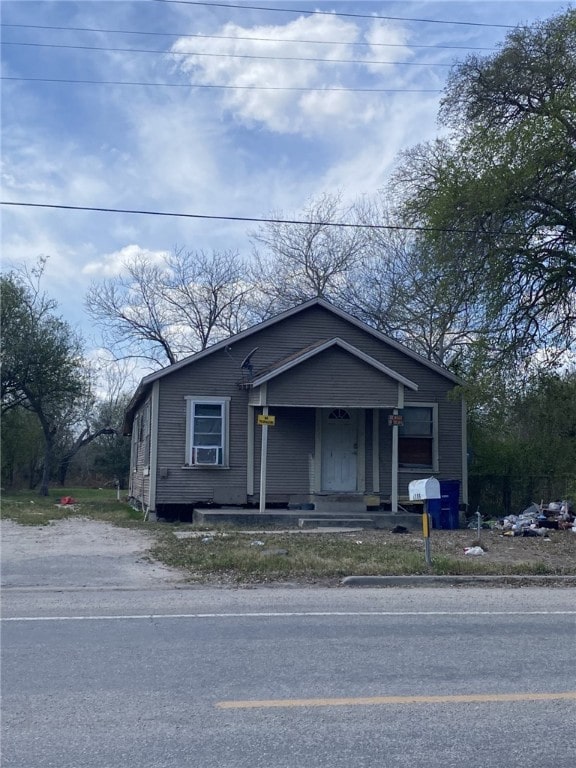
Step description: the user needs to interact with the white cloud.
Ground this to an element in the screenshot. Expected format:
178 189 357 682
129 101 225 201
171 15 414 136
360 19 412 73
82 245 169 277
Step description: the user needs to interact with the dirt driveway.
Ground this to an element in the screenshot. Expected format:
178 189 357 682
0 518 183 589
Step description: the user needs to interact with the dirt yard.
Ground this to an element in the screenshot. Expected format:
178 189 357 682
0 518 184 589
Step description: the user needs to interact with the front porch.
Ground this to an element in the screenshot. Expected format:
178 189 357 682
248 404 412 514
245 336 421 514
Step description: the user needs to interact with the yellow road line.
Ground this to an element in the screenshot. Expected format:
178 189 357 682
216 691 576 710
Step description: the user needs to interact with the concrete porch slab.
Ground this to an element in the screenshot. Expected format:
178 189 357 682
192 508 424 531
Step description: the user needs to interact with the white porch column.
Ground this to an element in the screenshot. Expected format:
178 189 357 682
391 407 399 513
247 405 254 496
372 409 380 494
258 383 269 514
259 405 269 514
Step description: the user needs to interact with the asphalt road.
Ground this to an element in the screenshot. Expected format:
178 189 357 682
2 586 575 768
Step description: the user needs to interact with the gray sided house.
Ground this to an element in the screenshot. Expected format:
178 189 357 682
124 299 467 518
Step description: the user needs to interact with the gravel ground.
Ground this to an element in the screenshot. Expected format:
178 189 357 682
0 518 184 589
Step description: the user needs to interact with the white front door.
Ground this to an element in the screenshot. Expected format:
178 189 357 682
321 409 358 491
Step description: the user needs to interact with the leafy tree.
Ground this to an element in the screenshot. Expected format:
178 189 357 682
1 407 44 489
393 8 576 366
468 369 576 514
511 371 576 485
85 248 253 367
1 266 90 495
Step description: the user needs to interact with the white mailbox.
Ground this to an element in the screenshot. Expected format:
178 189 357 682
408 477 441 501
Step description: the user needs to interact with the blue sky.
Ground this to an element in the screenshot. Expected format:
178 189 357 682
1 0 572 355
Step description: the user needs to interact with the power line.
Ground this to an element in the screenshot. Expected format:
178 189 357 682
0 22 495 51
152 0 517 29
1 76 443 93
0 200 520 236
2 40 454 68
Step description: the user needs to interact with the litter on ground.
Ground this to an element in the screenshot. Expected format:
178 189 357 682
464 546 485 556
490 500 574 536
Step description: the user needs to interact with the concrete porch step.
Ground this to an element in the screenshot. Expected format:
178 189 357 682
312 495 368 513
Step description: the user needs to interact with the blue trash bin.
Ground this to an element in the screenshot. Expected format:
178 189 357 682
426 497 442 529
439 480 460 529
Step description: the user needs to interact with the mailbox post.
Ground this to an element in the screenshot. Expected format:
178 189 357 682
408 478 441 567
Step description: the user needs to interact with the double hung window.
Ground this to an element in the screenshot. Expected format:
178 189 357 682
398 406 437 470
185 398 229 467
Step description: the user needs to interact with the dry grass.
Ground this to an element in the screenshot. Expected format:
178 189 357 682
2 490 574 584
148 526 576 584
1 488 142 526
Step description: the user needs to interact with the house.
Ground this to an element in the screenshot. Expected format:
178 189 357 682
124 298 467 520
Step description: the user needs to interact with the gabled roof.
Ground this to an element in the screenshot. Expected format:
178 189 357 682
124 297 460 428
251 337 418 391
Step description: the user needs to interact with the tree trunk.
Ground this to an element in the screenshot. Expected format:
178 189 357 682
58 456 72 487
39 434 53 496
57 427 116 487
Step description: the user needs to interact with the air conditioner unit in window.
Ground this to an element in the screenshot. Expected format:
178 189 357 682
194 447 219 465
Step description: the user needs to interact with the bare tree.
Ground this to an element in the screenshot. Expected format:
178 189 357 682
162 248 255 349
85 255 177 366
248 191 477 367
249 193 368 317
86 249 254 368
341 198 479 367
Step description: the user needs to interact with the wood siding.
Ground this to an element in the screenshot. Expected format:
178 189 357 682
253 407 315 498
155 358 250 505
129 398 151 507
264 346 402 407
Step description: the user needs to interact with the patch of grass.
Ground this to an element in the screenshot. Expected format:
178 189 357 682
2 493 574 583
1 487 140 526
147 527 575 583
149 531 446 582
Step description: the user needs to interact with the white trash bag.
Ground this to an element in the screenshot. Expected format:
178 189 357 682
464 546 485 556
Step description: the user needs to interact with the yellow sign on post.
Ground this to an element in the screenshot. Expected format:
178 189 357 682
257 414 276 426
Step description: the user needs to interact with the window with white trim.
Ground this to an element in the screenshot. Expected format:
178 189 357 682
185 398 230 467
399 406 437 469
